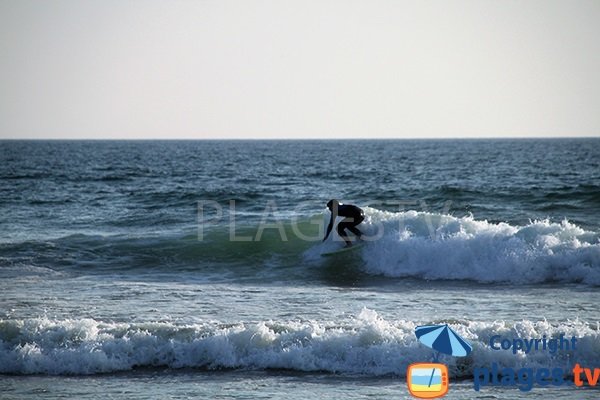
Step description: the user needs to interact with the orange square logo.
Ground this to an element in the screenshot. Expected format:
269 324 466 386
407 363 449 399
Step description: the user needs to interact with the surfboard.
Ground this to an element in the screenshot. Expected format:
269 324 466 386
321 243 364 257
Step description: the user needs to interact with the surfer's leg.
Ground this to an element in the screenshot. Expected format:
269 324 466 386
347 214 364 239
348 225 362 239
336 219 353 246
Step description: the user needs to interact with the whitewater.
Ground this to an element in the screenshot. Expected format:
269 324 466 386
334 208 600 285
2 310 599 377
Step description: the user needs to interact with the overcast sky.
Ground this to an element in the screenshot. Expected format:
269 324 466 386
1 0 599 139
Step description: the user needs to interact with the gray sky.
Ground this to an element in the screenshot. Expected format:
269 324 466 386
1 0 599 139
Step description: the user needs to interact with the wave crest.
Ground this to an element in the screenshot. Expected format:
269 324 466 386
1 310 599 376
357 209 600 285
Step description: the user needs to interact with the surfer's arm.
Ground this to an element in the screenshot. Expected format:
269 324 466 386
323 215 334 241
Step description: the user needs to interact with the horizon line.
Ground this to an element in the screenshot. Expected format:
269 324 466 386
1 135 599 141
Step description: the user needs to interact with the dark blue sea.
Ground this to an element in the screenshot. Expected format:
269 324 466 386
1 139 599 399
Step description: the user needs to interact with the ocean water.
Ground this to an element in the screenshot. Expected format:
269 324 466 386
1 139 599 399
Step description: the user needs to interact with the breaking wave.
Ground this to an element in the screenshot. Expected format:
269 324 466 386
310 208 600 285
1 309 598 376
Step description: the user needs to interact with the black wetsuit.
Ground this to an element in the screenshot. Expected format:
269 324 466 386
324 204 364 245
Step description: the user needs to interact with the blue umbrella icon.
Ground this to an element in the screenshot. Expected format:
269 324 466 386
415 324 472 360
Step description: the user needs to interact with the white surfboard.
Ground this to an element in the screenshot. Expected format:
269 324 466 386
321 242 365 257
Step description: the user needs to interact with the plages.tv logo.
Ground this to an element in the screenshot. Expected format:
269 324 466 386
407 324 473 399
475 334 600 392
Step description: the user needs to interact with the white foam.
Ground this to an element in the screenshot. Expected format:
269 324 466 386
353 208 600 285
1 310 598 376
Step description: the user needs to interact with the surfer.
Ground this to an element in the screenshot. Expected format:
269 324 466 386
323 199 364 247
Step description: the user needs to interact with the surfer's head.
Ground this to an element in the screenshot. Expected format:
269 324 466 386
326 199 340 210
